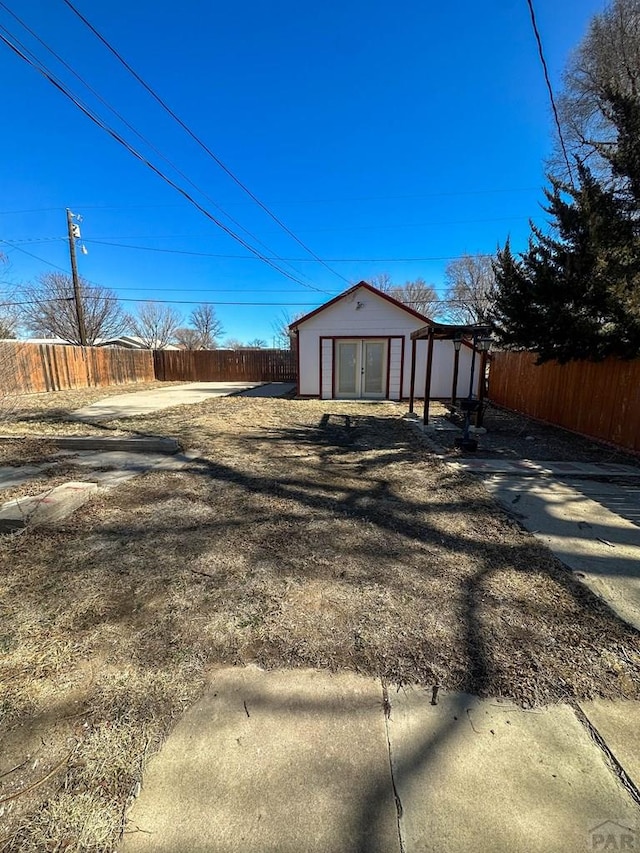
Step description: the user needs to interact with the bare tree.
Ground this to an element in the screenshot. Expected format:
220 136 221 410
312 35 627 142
190 303 223 349
556 0 640 177
19 272 126 345
246 338 267 348
374 275 440 318
127 302 182 349
223 337 244 350
0 316 15 339
367 273 394 291
443 254 497 324
271 309 304 349
0 254 17 338
174 327 204 350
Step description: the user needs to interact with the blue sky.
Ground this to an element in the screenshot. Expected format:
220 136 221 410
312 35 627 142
0 0 605 344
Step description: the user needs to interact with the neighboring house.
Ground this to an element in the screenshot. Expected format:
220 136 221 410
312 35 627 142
8 336 180 350
289 281 475 401
9 337 70 346
95 336 180 350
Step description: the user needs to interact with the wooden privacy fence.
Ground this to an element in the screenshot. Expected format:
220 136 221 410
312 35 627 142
489 351 640 453
154 349 297 383
0 342 155 394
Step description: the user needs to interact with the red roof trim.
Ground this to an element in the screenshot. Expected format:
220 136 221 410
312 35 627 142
288 281 434 329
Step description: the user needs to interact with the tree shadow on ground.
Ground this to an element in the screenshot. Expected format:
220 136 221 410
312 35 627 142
2 407 639 851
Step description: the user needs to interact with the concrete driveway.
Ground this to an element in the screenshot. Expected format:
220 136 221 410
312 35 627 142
72 382 261 421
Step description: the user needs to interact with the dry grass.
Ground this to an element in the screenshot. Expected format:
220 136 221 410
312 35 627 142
1 396 639 851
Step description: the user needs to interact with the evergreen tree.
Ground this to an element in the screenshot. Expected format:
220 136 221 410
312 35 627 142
493 163 640 363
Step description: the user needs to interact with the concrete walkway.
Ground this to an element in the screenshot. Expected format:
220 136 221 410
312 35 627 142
0 448 202 529
455 458 640 478
72 382 261 421
484 475 640 632
122 666 640 853
404 417 640 633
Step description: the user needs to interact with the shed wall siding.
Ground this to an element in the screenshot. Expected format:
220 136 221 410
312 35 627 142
388 337 403 400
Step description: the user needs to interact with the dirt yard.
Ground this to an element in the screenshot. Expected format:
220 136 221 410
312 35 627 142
1 395 639 851
445 401 640 466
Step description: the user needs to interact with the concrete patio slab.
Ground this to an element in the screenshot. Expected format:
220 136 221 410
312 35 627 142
484 475 640 631
0 481 97 531
422 415 462 433
0 435 180 453
387 687 639 853
89 469 140 489
122 667 400 853
578 699 640 792
72 382 260 421
0 464 46 491
563 479 640 528
148 449 206 472
454 459 640 477
70 450 172 470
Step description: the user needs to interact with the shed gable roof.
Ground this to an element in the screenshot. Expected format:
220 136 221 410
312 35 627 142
289 281 434 329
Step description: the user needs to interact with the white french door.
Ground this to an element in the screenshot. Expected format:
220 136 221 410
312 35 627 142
336 339 387 399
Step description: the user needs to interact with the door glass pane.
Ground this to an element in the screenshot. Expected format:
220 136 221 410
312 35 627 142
337 343 358 395
363 342 384 394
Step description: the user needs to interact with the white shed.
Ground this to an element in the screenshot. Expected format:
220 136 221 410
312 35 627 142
290 281 475 401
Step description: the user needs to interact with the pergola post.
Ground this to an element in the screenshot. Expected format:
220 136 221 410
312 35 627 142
450 344 460 406
476 349 488 427
408 337 417 413
423 328 434 425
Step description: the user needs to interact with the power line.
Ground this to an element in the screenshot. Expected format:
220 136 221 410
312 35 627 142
81 239 496 263
0 207 64 215
0 26 331 296
0 239 71 273
1 236 497 263
525 0 574 185
0 2 317 289
0 295 322 307
1 236 498 277
0 294 485 307
0 187 545 215
60 0 350 286
0 238 63 245
219 187 542 204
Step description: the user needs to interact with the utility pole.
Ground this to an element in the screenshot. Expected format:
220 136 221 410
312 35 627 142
66 208 88 346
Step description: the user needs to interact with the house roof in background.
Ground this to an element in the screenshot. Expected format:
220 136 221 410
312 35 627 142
5 336 180 350
289 281 434 330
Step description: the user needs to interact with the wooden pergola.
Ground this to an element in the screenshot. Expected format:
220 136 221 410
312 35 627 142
408 322 492 425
